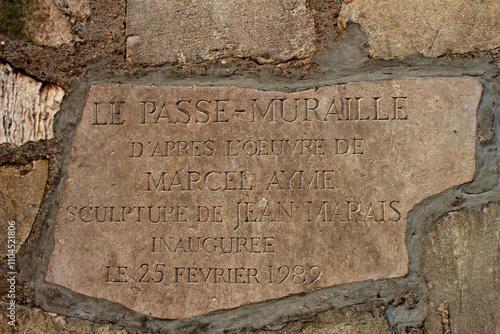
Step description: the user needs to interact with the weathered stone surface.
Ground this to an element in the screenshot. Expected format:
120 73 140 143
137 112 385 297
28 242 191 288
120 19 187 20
0 0 79 45
0 63 64 146
339 0 500 59
423 203 500 333
53 0 91 22
126 0 316 65
46 78 480 319
30 0 75 47
0 160 48 255
249 300 391 333
0 303 127 334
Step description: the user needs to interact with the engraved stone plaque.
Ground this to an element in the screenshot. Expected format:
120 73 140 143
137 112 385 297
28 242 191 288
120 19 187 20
46 78 481 319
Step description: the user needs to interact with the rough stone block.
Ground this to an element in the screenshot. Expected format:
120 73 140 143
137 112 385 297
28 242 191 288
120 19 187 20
424 203 500 333
0 303 127 334
339 0 500 59
0 160 48 255
52 0 91 22
126 0 316 64
0 63 64 146
30 0 75 47
250 301 391 333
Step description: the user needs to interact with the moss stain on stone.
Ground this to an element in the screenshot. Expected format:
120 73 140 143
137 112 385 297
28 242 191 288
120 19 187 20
0 0 36 41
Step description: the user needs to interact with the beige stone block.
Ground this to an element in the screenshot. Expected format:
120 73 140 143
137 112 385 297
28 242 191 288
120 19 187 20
30 0 75 47
0 63 64 146
46 78 480 319
52 0 91 21
126 0 316 64
424 203 500 334
339 0 500 59
0 160 48 255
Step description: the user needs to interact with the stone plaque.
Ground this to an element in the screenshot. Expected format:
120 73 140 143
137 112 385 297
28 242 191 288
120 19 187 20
46 78 481 319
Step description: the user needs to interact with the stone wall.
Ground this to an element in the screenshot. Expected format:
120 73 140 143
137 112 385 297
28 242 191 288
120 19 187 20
0 0 499 333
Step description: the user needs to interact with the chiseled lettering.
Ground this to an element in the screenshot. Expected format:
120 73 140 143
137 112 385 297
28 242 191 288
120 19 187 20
249 96 408 122
225 138 326 157
146 170 253 192
133 140 214 158
393 97 408 120
334 138 364 154
234 201 294 230
265 170 335 190
151 236 275 254
173 267 260 284
139 99 230 124
66 205 194 223
252 99 276 122
104 266 128 283
214 100 229 122
195 100 210 123
306 200 402 222
196 205 223 222
175 100 191 124
302 98 320 121
92 102 125 125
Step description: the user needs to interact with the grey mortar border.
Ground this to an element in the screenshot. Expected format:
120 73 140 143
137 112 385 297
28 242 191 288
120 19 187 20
9 24 500 333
